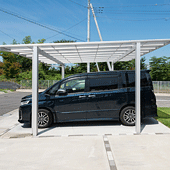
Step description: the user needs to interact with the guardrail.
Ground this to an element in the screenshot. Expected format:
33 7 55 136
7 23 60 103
20 80 170 93
153 81 170 93
20 80 58 89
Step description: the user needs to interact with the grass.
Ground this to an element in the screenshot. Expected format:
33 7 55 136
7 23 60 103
155 107 170 128
0 89 14 93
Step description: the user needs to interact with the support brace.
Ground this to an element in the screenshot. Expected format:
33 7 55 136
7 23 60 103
96 62 100 72
107 61 112 71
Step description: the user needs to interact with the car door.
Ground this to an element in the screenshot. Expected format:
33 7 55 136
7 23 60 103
86 74 121 120
54 77 89 122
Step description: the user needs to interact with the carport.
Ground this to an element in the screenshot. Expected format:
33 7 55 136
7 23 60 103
0 39 170 136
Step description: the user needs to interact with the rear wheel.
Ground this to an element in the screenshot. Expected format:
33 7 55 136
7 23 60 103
38 109 52 128
120 106 135 126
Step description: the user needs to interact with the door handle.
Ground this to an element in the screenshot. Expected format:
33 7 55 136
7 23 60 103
88 95 96 98
79 95 86 98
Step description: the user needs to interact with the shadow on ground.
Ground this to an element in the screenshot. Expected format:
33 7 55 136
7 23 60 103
38 121 121 135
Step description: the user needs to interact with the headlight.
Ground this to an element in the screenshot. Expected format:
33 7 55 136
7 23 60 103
21 100 30 105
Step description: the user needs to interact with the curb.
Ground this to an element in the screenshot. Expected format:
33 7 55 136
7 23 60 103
16 89 45 92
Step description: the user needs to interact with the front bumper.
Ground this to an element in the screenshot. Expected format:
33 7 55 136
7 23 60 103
18 105 31 124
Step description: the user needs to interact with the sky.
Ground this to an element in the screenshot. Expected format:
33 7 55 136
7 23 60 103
0 0 170 65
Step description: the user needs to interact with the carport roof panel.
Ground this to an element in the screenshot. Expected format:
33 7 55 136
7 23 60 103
0 39 170 64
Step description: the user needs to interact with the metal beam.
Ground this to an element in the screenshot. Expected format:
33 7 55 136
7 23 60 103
135 42 141 134
32 46 38 137
113 46 136 63
38 48 64 65
0 47 27 57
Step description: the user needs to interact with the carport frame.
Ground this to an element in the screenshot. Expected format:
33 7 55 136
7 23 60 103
1 39 170 136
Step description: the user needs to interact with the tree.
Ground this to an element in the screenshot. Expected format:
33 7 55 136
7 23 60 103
22 36 32 44
114 57 147 71
53 39 75 43
0 62 4 75
1 52 21 78
38 39 46 44
149 56 170 81
12 39 19 44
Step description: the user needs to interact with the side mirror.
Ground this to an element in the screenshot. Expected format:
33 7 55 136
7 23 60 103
57 89 68 96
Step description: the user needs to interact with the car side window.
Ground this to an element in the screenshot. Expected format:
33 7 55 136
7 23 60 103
59 79 85 93
89 76 118 91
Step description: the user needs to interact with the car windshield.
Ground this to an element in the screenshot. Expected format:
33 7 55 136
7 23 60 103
47 82 60 95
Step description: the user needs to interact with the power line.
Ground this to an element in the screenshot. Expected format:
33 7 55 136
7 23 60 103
68 0 87 8
99 10 170 13
97 16 170 21
93 3 170 8
0 7 85 42
98 12 170 15
0 29 17 41
46 18 87 40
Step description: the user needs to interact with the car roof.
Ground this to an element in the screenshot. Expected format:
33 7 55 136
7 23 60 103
65 70 150 79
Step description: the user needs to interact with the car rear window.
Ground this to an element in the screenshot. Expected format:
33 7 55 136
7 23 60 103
126 72 150 87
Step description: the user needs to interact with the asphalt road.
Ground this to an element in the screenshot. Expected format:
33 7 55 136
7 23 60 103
156 95 170 107
0 92 169 116
0 92 31 116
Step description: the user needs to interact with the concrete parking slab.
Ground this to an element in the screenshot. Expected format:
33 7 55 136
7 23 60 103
108 134 170 170
0 136 110 170
1 108 170 170
0 109 19 137
1 109 170 139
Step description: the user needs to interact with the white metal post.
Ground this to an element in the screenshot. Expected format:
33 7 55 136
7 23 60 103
32 46 38 137
87 63 90 73
62 65 65 79
135 42 141 134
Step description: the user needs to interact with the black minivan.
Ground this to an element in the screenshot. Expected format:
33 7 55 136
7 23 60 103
18 70 157 128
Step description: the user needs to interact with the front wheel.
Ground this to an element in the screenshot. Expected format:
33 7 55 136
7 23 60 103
120 106 135 126
38 109 53 128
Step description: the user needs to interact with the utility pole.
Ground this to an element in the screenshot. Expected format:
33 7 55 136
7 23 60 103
90 3 103 41
87 0 90 42
87 0 90 73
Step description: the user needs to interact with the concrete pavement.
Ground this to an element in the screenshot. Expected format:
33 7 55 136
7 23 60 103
0 109 170 170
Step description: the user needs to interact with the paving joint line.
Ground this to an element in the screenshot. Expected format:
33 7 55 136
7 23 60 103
0 123 19 137
103 135 117 170
1 132 170 139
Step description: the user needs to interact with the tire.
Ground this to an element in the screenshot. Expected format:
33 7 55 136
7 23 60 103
120 106 135 126
38 109 53 128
